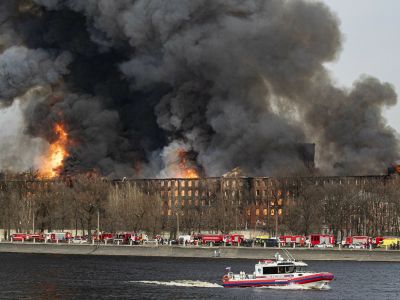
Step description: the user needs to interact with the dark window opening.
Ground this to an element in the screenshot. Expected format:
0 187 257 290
263 267 278 274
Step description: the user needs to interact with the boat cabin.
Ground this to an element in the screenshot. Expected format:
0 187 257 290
254 259 308 276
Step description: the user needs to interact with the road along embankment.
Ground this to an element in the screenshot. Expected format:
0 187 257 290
1 243 400 261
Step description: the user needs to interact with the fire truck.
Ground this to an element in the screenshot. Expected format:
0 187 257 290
47 232 72 243
26 233 45 242
199 234 225 245
309 234 335 247
11 233 27 242
280 235 306 247
224 234 244 246
98 233 113 243
371 236 385 248
343 236 370 248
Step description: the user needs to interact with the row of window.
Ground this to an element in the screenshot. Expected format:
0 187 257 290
248 208 283 216
165 199 209 211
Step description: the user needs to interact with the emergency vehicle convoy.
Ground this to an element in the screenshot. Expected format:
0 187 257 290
6 232 400 249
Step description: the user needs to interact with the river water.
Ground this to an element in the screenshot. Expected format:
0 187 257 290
0 253 399 299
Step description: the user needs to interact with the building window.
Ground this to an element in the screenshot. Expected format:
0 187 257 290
181 200 185 206
168 181 171 187
270 201 275 206
278 198 283 206
195 180 199 187
175 181 178 187
256 190 260 196
247 209 251 216
188 181 192 187
188 190 192 197
256 208 260 216
263 208 268 216
168 199 172 207
175 190 178 197
278 208 283 215
181 190 185 196
168 209 172 216
161 181 164 187
195 190 199 197
195 199 199 206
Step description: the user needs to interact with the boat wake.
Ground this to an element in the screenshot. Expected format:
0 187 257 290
131 280 223 288
258 284 331 291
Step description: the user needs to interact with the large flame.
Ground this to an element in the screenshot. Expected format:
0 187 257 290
178 150 199 178
39 123 69 178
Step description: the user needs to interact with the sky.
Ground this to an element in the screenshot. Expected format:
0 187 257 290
323 0 400 133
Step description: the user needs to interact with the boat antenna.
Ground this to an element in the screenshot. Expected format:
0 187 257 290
282 248 296 261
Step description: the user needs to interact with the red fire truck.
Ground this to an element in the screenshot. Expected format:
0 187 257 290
224 234 244 246
343 236 370 248
11 233 27 242
280 235 306 247
99 233 114 243
199 234 224 245
309 234 335 247
26 233 45 242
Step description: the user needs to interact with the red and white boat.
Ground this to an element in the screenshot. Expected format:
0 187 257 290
222 251 334 289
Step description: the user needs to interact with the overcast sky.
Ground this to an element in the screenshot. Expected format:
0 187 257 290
323 0 400 133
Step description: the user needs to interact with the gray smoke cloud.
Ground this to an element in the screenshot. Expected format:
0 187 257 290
0 46 72 106
0 0 398 177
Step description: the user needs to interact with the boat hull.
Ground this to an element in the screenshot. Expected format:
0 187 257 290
222 272 334 289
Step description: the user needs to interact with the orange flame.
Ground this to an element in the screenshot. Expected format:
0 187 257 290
178 150 199 178
39 123 69 178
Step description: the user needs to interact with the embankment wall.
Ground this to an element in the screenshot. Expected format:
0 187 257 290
0 243 400 261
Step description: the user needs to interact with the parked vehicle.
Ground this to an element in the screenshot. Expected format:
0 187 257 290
99 233 114 243
71 236 87 244
254 235 270 246
348 243 365 249
47 232 72 243
280 235 305 247
256 237 279 247
241 239 254 247
25 233 45 242
343 236 370 248
378 237 400 248
178 235 193 245
309 234 334 247
314 242 334 248
371 237 385 248
224 234 244 246
11 233 27 242
114 233 132 244
199 234 224 245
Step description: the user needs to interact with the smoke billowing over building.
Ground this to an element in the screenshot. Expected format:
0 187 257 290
0 0 398 178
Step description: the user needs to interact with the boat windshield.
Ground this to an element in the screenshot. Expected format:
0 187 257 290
262 265 307 274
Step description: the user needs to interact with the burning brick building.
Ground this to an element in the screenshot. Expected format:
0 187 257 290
120 166 399 234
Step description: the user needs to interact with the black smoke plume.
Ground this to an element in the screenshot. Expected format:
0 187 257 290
0 0 398 177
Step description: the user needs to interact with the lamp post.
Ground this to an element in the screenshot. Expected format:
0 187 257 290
275 208 278 237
